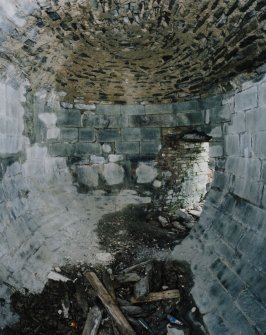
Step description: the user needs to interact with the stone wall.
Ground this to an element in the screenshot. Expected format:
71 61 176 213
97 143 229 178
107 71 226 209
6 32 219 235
32 94 230 209
1 0 266 103
1 62 266 333
0 75 152 327
172 75 266 334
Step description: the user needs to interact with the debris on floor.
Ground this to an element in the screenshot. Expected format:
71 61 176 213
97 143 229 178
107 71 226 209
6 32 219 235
2 260 207 335
2 204 207 335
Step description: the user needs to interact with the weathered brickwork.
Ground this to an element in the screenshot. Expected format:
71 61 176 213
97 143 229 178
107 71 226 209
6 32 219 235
1 0 266 103
173 74 266 335
40 94 228 209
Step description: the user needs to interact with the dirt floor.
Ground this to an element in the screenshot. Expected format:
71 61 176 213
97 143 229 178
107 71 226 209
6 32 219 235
2 204 208 335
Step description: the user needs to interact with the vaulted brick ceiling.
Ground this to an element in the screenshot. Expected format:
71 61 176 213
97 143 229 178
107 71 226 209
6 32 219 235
0 0 266 103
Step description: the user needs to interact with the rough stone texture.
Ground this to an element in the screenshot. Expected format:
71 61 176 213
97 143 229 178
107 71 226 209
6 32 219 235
154 138 210 211
102 163 125 186
136 163 158 184
1 0 266 104
0 77 151 328
172 75 266 335
76 165 99 188
1 3 266 333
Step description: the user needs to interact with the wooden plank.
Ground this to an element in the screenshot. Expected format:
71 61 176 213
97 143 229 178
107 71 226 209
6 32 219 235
130 289 180 304
82 306 102 335
85 272 136 335
102 270 116 301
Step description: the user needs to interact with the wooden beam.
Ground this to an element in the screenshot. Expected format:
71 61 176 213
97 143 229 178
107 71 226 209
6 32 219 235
131 289 180 304
85 272 136 335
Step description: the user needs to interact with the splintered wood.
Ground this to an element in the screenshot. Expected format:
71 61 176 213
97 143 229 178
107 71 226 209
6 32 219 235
85 272 136 335
131 289 180 304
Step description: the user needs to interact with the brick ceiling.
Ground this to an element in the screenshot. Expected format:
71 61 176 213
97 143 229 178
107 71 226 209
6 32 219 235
0 0 266 103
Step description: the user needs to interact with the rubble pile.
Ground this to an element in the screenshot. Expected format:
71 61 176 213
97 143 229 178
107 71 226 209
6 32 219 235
3 260 207 335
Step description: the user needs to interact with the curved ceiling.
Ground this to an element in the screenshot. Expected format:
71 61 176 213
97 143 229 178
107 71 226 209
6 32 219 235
0 0 266 103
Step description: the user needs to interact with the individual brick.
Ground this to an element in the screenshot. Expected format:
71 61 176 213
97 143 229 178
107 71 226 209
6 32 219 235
225 134 240 156
140 141 161 154
258 80 266 106
253 132 266 158
199 95 222 109
74 143 101 155
145 104 173 114
120 105 145 115
128 114 175 127
121 128 141 141
56 110 80 126
210 259 245 298
172 100 199 112
246 107 266 132
60 128 78 142
98 129 121 142
209 143 224 158
79 128 95 142
233 177 263 206
96 104 121 115
237 290 266 332
175 111 204 126
204 312 232 335
48 143 74 156
115 141 139 155
141 128 161 141
235 86 258 112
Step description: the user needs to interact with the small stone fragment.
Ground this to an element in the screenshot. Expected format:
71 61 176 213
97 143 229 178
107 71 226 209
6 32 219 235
47 271 71 282
153 179 162 188
158 215 170 227
174 209 193 222
172 221 187 232
188 209 201 218
108 154 123 162
102 144 112 153
96 252 113 263
136 163 158 184
115 273 141 283
103 163 124 185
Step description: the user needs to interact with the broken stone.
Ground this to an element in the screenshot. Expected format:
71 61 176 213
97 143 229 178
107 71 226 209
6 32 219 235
76 165 99 188
188 209 201 218
167 325 185 335
74 103 96 110
174 209 193 222
60 102 73 109
115 273 141 284
47 271 71 282
158 215 170 227
103 163 124 185
136 163 158 184
172 221 187 232
108 154 124 163
153 179 162 188
181 220 195 229
90 155 106 164
102 144 112 153
96 252 113 263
